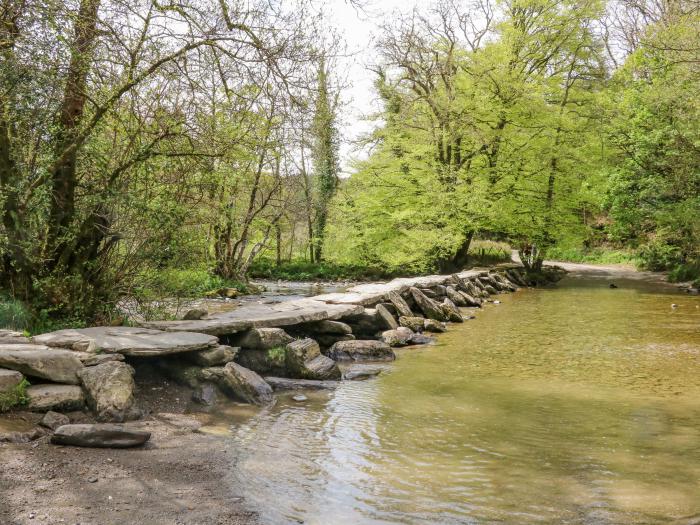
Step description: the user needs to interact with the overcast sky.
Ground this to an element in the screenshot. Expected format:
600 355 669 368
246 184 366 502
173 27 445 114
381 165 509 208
322 0 423 172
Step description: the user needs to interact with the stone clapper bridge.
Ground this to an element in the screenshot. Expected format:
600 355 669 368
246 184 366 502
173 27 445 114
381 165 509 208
0 264 565 447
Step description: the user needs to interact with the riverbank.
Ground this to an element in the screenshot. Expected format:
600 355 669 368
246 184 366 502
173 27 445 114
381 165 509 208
0 264 560 524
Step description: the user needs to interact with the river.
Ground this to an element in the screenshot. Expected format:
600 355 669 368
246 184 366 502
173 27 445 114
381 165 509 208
201 270 700 524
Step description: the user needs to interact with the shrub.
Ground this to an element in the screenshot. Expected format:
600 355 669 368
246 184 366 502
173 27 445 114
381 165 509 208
0 378 30 412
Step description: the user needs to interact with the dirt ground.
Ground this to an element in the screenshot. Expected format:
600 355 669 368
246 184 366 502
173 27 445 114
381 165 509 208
0 377 259 525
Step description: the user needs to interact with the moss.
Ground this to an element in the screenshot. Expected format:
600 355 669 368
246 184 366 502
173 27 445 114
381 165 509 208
0 378 30 413
266 346 287 367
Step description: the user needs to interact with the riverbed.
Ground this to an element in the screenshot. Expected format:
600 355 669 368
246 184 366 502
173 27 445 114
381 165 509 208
201 271 700 524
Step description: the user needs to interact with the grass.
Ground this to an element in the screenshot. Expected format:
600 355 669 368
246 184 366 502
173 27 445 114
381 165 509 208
249 259 395 281
135 268 250 299
668 261 700 286
545 246 640 266
0 378 29 412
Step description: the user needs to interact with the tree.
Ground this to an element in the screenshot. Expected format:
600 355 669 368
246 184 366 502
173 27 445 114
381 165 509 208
310 55 340 263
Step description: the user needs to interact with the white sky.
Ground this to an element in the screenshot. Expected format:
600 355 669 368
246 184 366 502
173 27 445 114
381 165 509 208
322 0 423 173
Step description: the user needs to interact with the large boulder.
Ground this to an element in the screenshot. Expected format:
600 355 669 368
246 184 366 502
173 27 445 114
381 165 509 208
381 327 414 347
300 320 352 335
387 291 414 318
0 368 23 394
186 344 238 367
409 288 449 322
236 347 287 376
328 340 395 362
399 316 425 332
441 298 464 323
314 333 355 348
285 338 341 380
458 290 482 307
26 385 85 412
32 327 218 357
445 286 467 307
78 361 138 422
0 345 83 384
423 319 447 333
0 334 30 344
343 309 384 336
232 328 293 350
51 424 151 448
200 362 273 405
375 303 398 330
77 353 125 367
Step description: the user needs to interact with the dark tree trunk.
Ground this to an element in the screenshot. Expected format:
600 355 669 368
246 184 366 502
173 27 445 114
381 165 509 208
47 0 101 269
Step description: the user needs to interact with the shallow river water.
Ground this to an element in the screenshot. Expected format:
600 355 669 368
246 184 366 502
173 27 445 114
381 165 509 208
202 274 700 524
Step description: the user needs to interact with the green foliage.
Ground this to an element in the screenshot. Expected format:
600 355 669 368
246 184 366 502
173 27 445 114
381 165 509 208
135 268 249 300
546 246 639 266
266 346 287 367
668 262 700 287
249 258 394 281
0 297 31 331
0 378 30 412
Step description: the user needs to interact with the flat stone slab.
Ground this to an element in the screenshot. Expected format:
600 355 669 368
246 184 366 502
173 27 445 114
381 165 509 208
0 345 84 384
313 270 487 306
26 384 85 412
142 299 363 336
51 424 151 448
32 327 218 357
264 376 340 391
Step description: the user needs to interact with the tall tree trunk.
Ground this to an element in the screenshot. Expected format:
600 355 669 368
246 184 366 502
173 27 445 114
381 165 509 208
47 0 101 268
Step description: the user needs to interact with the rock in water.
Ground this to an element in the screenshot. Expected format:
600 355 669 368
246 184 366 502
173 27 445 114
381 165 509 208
328 340 395 362
0 345 84 384
201 362 274 405
232 328 293 350
264 377 339 391
78 361 138 422
186 344 238 367
26 385 85 412
40 411 70 430
292 394 308 402
51 424 151 448
423 319 447 333
441 298 464 323
409 287 449 322
375 303 399 330
399 316 425 332
344 368 382 381
410 333 437 345
445 286 467 307
285 338 341 380
387 291 414 318
381 327 414 347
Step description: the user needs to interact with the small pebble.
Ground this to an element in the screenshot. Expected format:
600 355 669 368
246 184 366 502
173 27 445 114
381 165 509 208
493 300 501 304
87 476 98 483
671 304 678 308
292 394 308 402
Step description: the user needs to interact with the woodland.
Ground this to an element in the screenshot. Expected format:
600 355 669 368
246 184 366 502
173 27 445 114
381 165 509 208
0 0 698 326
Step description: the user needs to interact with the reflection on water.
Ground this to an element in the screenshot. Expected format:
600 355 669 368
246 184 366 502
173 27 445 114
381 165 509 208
202 276 700 524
